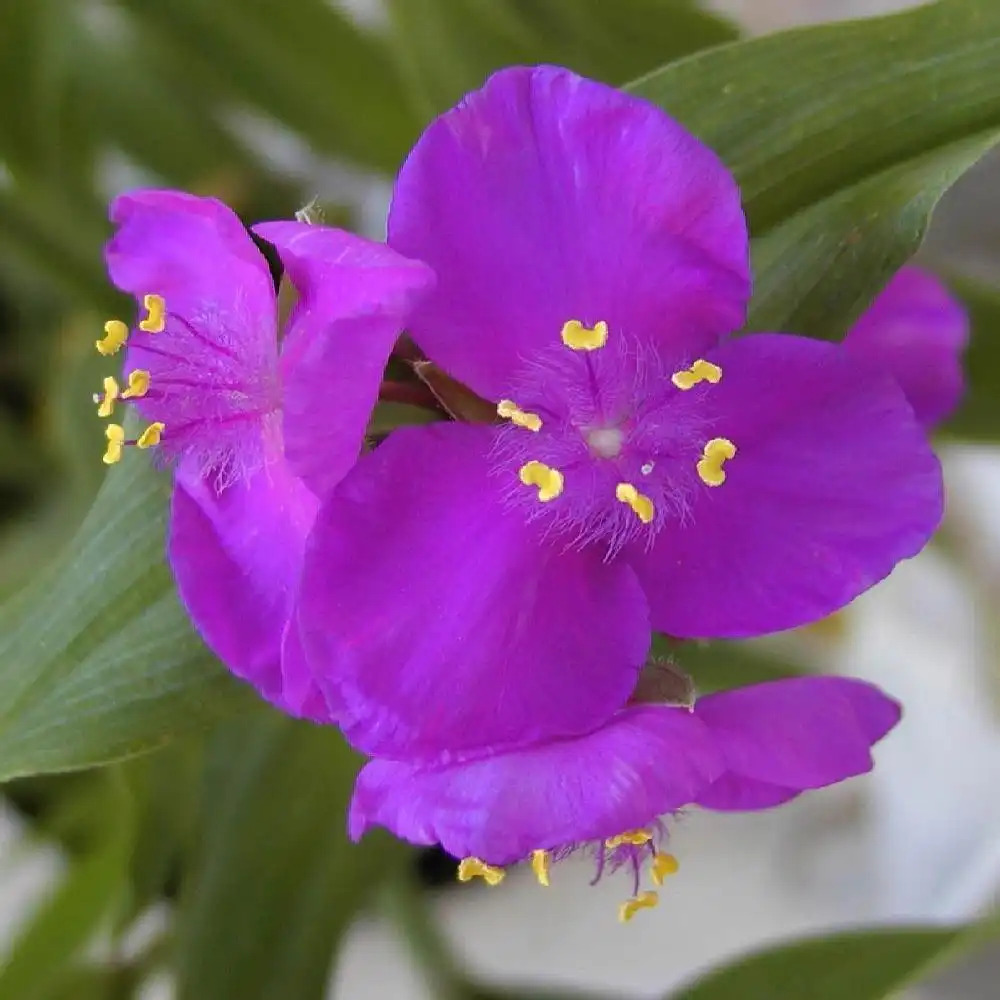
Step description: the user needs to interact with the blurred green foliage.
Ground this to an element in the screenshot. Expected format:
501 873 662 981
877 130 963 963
1 1 1000 999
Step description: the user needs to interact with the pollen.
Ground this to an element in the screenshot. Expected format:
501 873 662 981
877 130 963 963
671 359 722 390
96 376 120 418
136 422 165 449
697 437 737 487
618 890 659 923
614 483 655 524
605 829 652 849
497 399 542 432
103 423 125 465
531 850 551 887
457 857 506 886
96 319 129 356
651 852 679 886
139 293 166 333
121 369 151 399
518 460 564 502
560 319 608 351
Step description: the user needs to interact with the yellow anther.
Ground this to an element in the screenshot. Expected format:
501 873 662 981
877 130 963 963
696 437 737 487
103 423 125 465
671 359 722 390
139 293 166 333
560 319 608 351
121 369 151 399
615 483 655 525
518 460 564 502
605 829 652 850
457 857 506 887
651 852 679 886
136 422 165 449
96 376 120 418
618 891 659 923
531 850 551 887
96 319 129 356
497 399 542 432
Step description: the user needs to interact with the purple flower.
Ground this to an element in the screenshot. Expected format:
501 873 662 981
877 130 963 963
101 190 433 716
845 265 968 431
348 676 899 920
296 66 942 758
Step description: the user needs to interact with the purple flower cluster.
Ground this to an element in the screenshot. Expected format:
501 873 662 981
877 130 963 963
99 67 966 918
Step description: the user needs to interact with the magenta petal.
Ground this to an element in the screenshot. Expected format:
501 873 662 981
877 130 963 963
254 221 435 497
695 775 800 812
168 457 318 708
106 190 280 474
348 705 722 864
845 266 968 430
630 333 944 638
278 618 333 723
388 65 750 400
694 677 901 793
298 423 650 757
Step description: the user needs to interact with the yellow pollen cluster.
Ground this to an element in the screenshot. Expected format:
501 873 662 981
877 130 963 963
697 437 737 487
139 293 166 333
651 851 679 886
123 369 151 399
96 376 119 418
614 483 655 525
103 424 126 465
561 319 608 351
531 850 551 887
457 857 506 886
619 891 659 923
518 460 564 502
605 829 652 849
672 359 722 390
95 295 166 465
497 399 542 432
96 320 129 356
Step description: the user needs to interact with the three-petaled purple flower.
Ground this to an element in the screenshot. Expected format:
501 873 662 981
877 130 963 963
101 190 433 717
294 66 945 762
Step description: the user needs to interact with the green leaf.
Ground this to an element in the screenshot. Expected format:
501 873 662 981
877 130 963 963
666 924 997 1000
0 449 255 782
939 273 1000 440
631 0 1000 338
118 0 419 173
386 0 736 117
175 710 408 1000
0 771 135 999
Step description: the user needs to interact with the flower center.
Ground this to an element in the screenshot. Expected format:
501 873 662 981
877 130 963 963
586 426 624 459
494 319 738 552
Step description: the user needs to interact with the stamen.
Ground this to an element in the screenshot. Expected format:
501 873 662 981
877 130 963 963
671 359 722 390
650 852 679 886
697 437 737 487
96 376 120 418
96 320 128 356
618 890 659 923
457 857 506 886
103 424 125 465
605 829 652 849
614 483 655 525
531 850 551 887
560 319 608 352
518 460 564 502
497 399 542 432
139 293 166 333
121 369 151 399
136 422 165 449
